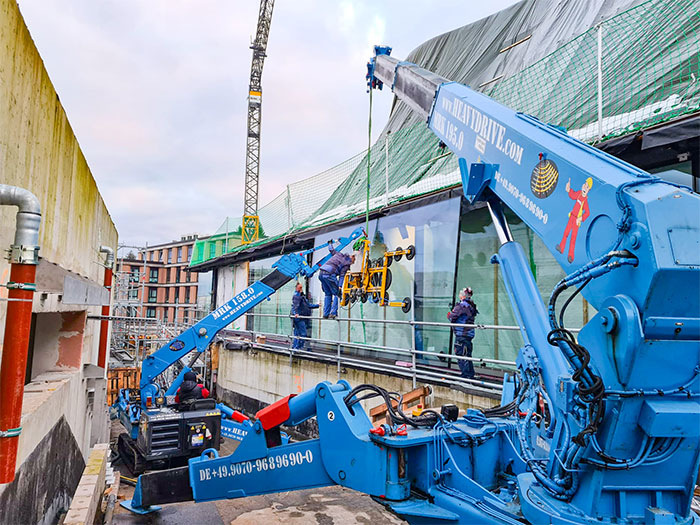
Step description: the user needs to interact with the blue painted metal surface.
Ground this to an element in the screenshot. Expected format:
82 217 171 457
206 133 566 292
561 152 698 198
123 47 699 525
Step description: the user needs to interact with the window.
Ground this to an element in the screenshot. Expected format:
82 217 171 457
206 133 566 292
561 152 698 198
163 309 168 322
305 197 461 362
146 307 156 318
187 245 193 261
186 271 191 283
128 288 138 301
177 247 183 262
159 250 164 262
149 268 158 283
649 160 694 190
130 268 140 282
184 287 191 304
183 312 189 325
168 249 173 263
148 288 157 303
175 270 181 284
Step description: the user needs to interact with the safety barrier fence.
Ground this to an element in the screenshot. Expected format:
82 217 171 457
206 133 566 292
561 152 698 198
219 311 582 396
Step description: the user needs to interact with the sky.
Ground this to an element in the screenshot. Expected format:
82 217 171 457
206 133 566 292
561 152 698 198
17 1 519 247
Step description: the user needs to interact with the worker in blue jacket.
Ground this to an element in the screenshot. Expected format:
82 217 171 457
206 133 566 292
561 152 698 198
448 287 479 379
291 282 318 349
318 245 355 319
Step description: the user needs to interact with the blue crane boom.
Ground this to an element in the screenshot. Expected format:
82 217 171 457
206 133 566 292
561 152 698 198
123 46 700 524
113 228 363 467
137 227 364 408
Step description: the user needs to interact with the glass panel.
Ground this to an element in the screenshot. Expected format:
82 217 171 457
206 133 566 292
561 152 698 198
649 161 693 188
456 205 587 365
248 256 298 337
308 197 461 363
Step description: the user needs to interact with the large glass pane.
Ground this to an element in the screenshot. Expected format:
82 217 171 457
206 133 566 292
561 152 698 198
308 197 461 363
456 205 587 366
248 256 297 337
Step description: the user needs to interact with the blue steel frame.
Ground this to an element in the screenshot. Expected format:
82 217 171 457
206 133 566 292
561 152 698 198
124 47 699 524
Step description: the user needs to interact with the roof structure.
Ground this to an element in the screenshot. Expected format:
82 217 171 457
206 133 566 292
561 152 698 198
190 0 700 269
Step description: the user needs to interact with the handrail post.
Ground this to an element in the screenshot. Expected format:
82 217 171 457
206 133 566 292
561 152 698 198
288 314 293 367
337 318 342 380
410 319 417 389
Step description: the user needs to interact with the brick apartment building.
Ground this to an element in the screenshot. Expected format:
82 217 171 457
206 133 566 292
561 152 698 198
117 234 210 325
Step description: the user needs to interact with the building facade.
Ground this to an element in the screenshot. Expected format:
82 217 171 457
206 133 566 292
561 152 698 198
190 0 699 413
117 234 210 326
0 1 118 522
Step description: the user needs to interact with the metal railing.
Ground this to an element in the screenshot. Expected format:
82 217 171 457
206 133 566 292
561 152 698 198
218 310 573 396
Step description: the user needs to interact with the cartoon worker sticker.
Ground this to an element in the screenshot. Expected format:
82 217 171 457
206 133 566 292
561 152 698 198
556 177 592 263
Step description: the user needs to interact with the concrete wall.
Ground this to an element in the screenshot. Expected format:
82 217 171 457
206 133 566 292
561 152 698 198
0 1 117 292
217 346 496 428
0 1 117 521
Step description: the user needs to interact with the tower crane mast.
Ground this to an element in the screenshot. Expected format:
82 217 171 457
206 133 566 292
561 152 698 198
242 0 275 244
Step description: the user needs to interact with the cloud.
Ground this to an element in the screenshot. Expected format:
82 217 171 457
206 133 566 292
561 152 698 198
16 0 519 246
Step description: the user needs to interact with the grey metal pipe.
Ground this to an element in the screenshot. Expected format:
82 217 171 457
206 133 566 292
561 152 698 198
0 184 41 264
99 245 114 269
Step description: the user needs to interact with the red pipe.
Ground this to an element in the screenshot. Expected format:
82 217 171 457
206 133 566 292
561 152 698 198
97 266 112 369
0 263 37 483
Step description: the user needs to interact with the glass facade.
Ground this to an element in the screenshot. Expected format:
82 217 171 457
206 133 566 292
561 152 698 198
308 197 461 363
455 206 590 364
236 195 597 368
248 256 298 337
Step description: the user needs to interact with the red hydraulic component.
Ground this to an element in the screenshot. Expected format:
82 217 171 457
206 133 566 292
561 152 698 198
396 424 408 436
97 247 113 369
369 424 392 437
0 263 37 483
255 394 296 430
369 426 386 436
230 410 249 423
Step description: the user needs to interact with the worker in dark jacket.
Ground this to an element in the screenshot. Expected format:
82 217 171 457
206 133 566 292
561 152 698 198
176 371 210 405
318 246 355 319
291 282 319 349
448 287 479 379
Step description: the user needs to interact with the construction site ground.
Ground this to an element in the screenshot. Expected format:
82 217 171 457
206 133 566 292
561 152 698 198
111 420 405 525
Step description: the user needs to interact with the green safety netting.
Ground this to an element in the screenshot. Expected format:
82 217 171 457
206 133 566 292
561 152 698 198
190 0 699 267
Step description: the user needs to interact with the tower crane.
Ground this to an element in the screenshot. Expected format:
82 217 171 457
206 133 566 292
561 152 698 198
242 0 275 244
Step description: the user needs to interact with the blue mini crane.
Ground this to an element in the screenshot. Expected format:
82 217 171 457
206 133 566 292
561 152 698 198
122 47 699 524
113 228 364 474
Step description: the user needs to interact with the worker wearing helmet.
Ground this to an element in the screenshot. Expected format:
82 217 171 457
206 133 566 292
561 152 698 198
448 287 478 379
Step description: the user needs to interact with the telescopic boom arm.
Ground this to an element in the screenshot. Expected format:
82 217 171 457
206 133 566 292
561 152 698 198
138 227 365 406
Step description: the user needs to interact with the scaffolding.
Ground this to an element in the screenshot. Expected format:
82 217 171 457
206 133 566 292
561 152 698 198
109 247 209 371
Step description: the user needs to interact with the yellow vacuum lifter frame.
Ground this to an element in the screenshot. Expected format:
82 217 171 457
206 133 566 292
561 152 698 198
340 238 414 312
